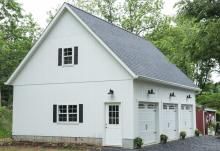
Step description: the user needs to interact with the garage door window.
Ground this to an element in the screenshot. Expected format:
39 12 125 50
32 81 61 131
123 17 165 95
138 103 145 109
169 105 176 110
147 104 156 109
163 105 167 109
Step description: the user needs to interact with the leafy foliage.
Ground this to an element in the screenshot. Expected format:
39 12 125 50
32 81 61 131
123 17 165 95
0 0 40 105
0 107 12 138
195 129 200 136
197 92 220 110
180 131 186 139
160 134 168 144
133 137 143 149
120 0 163 35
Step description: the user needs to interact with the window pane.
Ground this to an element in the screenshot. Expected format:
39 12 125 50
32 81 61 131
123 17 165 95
68 105 77 113
115 105 119 111
109 118 112 124
59 114 67 121
69 114 77 122
68 48 72 55
64 48 68 56
116 118 119 124
112 106 115 111
59 105 67 113
109 112 112 117
109 106 112 111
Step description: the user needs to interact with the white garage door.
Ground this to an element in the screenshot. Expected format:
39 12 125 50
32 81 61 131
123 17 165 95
181 104 193 136
162 104 178 140
138 102 158 145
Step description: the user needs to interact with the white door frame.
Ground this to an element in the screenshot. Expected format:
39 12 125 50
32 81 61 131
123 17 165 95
104 102 122 146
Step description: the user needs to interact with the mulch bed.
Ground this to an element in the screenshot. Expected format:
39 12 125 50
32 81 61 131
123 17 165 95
0 138 101 150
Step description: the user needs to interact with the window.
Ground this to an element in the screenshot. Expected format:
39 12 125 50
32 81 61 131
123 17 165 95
138 103 145 109
169 105 175 110
181 105 185 110
147 104 156 109
163 104 167 110
108 105 119 124
58 105 78 123
63 48 72 65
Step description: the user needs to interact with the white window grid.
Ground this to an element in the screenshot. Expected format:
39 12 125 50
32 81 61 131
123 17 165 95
57 104 79 123
63 48 73 65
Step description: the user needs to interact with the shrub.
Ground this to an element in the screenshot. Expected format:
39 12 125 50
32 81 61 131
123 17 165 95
195 129 200 136
180 131 186 139
160 134 168 144
134 137 143 149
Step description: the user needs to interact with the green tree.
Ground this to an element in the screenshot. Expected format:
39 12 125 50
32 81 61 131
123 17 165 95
148 17 196 79
95 0 119 23
0 0 40 106
176 0 220 72
121 0 163 35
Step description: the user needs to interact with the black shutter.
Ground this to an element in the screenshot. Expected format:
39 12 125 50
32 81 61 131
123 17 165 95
79 104 83 123
58 48 62 66
53 104 57 123
74 46 78 65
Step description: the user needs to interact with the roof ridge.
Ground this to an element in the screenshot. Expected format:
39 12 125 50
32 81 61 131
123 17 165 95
65 2 148 42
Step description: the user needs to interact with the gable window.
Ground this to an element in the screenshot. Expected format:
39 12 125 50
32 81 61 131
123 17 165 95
63 48 73 65
58 104 78 123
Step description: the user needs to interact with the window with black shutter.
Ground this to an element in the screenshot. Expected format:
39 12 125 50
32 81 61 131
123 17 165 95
55 104 83 123
58 47 78 66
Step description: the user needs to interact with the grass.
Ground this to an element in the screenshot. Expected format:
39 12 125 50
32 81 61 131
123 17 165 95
0 106 12 138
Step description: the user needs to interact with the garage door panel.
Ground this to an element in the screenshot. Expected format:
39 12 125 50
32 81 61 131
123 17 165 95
181 105 193 136
162 104 178 140
138 102 158 145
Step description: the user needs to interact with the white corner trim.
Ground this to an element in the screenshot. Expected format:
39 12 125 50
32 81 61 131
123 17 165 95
65 4 137 79
138 75 201 92
5 3 68 85
5 3 137 85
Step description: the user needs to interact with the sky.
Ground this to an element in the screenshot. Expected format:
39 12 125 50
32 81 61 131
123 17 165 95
17 0 220 82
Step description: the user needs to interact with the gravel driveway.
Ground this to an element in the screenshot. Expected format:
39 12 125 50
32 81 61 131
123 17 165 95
102 136 220 151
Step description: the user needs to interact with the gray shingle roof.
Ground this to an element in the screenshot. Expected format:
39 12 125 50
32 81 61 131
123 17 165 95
67 4 198 89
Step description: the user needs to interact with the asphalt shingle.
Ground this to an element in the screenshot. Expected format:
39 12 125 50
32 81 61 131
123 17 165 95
67 4 198 89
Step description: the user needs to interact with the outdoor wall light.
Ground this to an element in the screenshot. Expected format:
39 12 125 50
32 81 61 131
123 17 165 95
107 89 114 95
148 89 155 94
187 94 192 99
170 92 175 97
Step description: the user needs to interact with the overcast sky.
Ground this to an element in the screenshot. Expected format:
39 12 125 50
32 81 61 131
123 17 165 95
17 0 220 82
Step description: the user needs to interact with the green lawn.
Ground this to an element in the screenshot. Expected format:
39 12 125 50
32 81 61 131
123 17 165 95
0 107 12 138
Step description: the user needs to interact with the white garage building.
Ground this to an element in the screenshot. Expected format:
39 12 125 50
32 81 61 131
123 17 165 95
6 3 200 149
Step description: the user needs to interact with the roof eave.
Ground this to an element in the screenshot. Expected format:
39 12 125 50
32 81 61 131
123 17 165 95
137 75 201 92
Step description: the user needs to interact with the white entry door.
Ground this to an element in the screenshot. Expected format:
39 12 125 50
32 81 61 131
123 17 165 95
138 102 158 145
162 104 178 140
181 104 193 136
104 104 122 146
